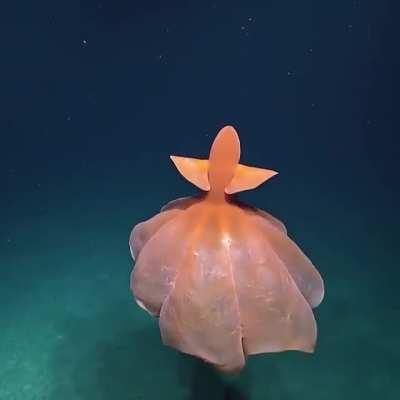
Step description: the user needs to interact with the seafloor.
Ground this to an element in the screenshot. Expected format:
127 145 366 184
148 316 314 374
0 175 398 400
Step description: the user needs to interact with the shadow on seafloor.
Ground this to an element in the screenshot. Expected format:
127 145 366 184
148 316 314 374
50 301 289 400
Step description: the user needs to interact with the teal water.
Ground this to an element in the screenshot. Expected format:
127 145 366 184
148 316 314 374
1 169 398 399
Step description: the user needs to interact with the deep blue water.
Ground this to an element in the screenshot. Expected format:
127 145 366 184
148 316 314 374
1 1 399 399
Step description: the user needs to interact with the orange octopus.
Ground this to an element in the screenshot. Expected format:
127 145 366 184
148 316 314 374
129 126 324 373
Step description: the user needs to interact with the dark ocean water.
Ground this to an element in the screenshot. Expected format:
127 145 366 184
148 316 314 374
1 1 399 399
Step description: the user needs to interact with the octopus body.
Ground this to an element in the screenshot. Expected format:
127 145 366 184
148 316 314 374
129 126 324 373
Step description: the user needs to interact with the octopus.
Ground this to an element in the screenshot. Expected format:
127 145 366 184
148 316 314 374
129 125 324 373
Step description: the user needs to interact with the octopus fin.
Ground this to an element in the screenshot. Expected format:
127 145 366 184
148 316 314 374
225 164 278 194
170 156 210 191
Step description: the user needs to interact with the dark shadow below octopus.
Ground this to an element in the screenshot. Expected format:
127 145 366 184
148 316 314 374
49 301 260 400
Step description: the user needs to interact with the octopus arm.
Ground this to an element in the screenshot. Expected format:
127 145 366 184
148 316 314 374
160 196 201 212
129 208 182 261
251 208 287 235
158 208 245 372
230 216 317 355
233 201 287 235
251 214 324 308
130 211 193 316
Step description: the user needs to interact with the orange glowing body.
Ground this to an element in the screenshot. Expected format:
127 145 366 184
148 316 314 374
129 126 324 372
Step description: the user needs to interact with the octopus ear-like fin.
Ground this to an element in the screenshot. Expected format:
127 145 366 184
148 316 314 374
225 163 278 194
170 156 210 191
